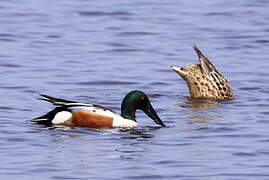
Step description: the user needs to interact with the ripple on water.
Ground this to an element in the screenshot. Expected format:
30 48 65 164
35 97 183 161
117 31 160 37
76 80 139 86
78 11 133 17
0 63 22 68
254 39 269 44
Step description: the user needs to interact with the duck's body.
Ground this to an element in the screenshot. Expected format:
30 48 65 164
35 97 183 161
170 45 234 100
31 91 165 128
32 97 137 128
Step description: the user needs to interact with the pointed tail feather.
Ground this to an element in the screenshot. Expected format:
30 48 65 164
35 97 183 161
30 107 63 125
30 116 52 126
193 44 220 75
193 44 204 59
30 116 51 125
39 94 76 106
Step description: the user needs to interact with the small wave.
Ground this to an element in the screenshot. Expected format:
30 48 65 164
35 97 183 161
76 80 138 86
78 11 133 17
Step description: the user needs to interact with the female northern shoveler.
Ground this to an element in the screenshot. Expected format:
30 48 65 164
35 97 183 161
170 44 234 100
31 90 165 128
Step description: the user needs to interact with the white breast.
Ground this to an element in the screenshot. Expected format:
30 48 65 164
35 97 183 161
112 116 137 128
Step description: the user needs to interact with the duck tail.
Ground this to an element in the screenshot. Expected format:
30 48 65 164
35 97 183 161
30 115 51 125
30 107 62 125
38 94 75 106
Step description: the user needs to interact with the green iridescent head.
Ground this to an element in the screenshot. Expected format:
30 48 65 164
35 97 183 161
121 90 165 126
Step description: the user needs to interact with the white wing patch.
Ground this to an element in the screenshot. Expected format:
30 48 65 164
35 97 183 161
52 111 73 125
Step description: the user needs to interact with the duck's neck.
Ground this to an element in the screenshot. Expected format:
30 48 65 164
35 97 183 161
121 100 136 121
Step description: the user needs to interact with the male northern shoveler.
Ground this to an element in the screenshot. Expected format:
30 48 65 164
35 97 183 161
170 44 234 100
31 90 165 128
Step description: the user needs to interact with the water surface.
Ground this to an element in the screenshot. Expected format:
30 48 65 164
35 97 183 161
1 0 269 179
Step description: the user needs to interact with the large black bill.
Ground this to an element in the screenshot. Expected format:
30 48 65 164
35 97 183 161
143 103 165 127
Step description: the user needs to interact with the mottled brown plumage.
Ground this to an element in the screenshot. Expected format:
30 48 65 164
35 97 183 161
170 45 234 100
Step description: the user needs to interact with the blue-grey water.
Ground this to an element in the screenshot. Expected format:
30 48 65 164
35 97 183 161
1 0 269 179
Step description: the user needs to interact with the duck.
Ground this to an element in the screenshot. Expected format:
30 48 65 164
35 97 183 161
170 44 234 100
31 90 165 128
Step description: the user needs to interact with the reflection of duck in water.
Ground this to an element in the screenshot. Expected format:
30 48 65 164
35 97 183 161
170 45 234 100
31 90 165 128
179 98 222 124
181 98 219 110
186 115 222 124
